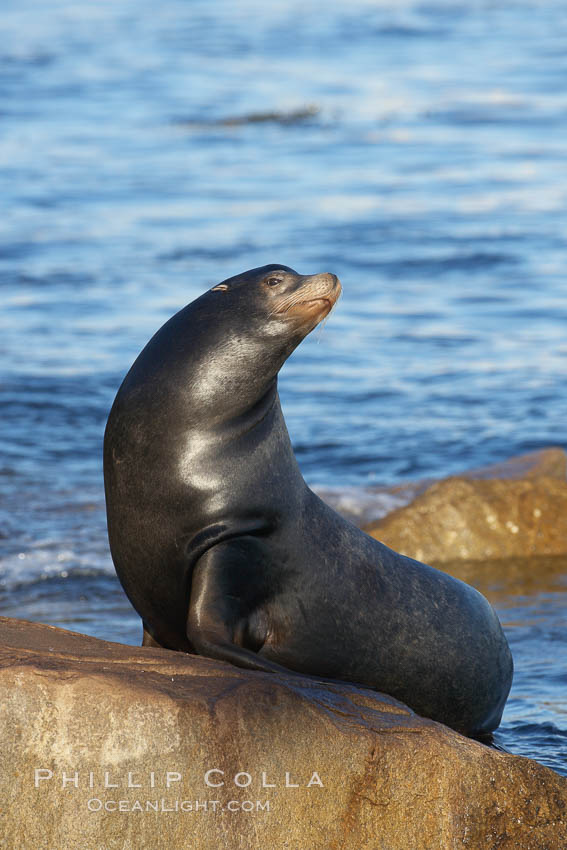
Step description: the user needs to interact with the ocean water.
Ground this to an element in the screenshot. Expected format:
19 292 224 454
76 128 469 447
1 0 566 776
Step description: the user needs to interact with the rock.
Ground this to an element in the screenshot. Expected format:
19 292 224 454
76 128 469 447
460 447 567 481
365 449 567 563
319 447 566 528
0 617 565 849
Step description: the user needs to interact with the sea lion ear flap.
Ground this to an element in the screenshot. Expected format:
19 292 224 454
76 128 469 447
211 284 229 292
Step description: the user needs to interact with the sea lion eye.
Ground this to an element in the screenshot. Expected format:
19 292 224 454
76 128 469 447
266 276 282 287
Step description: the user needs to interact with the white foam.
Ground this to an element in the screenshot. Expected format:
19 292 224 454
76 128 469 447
313 485 413 527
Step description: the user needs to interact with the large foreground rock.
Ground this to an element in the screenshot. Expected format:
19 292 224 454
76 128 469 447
365 448 567 563
0 618 565 849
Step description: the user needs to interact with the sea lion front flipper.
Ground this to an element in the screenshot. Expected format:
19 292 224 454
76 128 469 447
186 538 298 677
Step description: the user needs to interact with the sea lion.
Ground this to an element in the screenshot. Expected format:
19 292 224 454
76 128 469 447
103 264 513 738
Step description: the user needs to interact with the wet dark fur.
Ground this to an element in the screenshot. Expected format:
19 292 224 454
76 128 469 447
104 265 513 737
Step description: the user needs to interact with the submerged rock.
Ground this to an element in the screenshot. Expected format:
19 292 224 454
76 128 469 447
176 104 320 129
365 448 567 563
219 105 319 126
0 617 565 849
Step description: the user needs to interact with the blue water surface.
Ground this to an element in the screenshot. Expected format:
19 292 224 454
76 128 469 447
1 0 566 776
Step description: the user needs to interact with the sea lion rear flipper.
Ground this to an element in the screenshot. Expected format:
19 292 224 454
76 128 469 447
141 624 166 648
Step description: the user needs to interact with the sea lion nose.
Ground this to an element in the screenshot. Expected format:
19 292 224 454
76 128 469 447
302 272 341 292
297 272 341 304
323 273 340 290
331 274 341 293
321 273 341 299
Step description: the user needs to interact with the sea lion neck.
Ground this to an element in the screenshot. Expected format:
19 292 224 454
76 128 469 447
112 264 340 433
115 292 292 431
179 303 292 427
210 376 279 437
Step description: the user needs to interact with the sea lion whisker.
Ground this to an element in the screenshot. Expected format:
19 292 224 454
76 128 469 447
268 292 305 317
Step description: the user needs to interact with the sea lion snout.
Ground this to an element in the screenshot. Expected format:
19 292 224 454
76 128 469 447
292 272 341 320
300 272 341 302
272 271 341 325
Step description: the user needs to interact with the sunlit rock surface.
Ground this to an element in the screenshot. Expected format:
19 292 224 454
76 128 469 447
1 617 565 850
365 448 567 563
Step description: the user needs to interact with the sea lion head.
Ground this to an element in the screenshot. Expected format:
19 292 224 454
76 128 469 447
114 265 341 426
209 264 341 341
180 264 342 419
